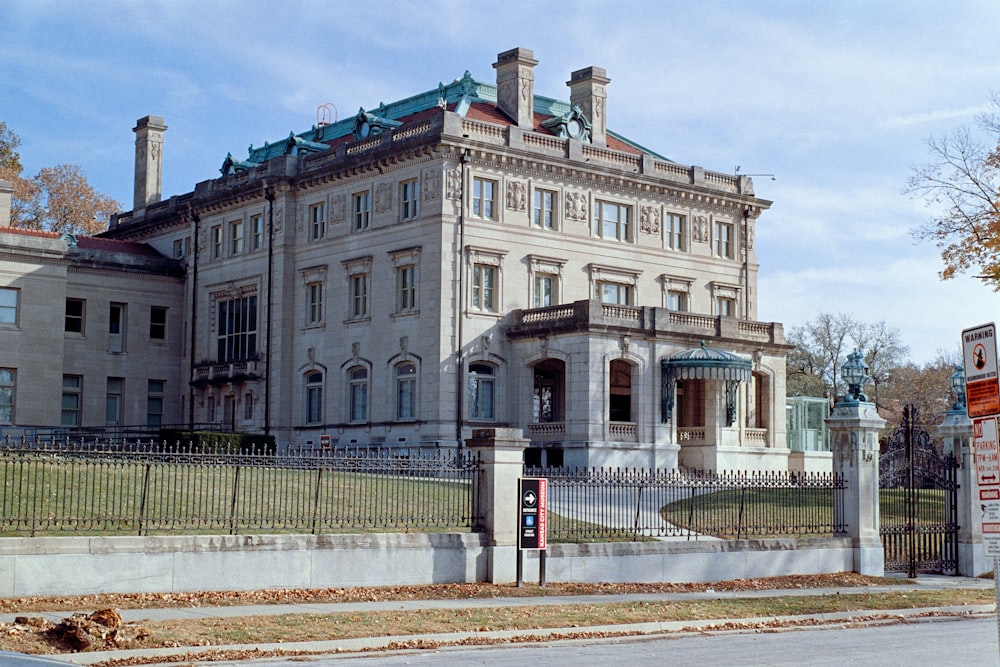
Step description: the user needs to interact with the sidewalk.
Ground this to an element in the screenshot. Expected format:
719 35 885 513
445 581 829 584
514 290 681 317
8 575 995 665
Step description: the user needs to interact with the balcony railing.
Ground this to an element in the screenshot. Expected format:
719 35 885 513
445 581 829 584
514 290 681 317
608 421 637 440
192 359 262 385
527 422 566 440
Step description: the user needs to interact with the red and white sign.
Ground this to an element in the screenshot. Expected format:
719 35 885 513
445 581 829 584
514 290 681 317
963 323 1000 418
973 416 1000 556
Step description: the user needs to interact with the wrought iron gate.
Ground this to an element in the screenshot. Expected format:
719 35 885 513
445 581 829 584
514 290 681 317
878 405 959 576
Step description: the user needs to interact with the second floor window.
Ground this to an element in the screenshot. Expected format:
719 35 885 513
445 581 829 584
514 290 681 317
594 201 631 242
666 290 688 312
596 281 633 306
350 273 368 319
401 179 419 220
217 295 258 362
307 282 323 325
229 220 244 255
533 274 555 308
150 306 167 340
310 202 326 241
472 177 496 219
353 191 370 232
211 225 223 258
65 298 85 333
250 214 264 250
0 287 18 324
396 265 417 314
472 264 497 312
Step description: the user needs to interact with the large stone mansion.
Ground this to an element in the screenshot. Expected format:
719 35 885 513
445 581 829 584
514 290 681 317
0 47 794 470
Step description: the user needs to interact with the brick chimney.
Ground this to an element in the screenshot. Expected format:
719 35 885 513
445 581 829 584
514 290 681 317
133 115 167 212
493 47 538 129
0 180 12 227
568 66 611 146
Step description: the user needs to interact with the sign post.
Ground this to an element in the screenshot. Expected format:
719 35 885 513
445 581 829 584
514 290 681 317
517 477 547 587
962 323 1000 658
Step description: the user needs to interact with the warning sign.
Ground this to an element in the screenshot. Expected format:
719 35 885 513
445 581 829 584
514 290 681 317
963 323 1000 418
974 416 1000 557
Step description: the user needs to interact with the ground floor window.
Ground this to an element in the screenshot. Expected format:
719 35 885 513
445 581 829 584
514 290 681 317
468 363 496 420
609 359 632 422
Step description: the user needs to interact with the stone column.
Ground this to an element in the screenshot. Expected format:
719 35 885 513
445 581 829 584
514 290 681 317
939 409 989 576
827 399 885 576
466 428 529 583
133 115 167 212
0 180 12 227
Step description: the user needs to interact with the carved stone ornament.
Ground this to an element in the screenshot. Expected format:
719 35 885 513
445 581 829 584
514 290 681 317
692 215 710 243
446 168 462 200
330 194 346 223
640 206 661 235
506 181 526 211
375 182 393 213
565 192 588 222
422 168 441 201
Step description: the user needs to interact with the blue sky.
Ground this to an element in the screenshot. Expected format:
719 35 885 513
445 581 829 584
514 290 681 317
3 0 1000 364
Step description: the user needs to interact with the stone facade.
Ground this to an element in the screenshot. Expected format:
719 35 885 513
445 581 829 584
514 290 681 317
6 48 792 470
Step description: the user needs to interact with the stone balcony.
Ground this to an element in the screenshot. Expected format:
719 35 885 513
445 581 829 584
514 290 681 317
507 299 785 347
191 359 262 386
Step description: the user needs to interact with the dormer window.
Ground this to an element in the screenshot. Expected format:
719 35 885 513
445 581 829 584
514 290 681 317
540 105 592 142
353 107 402 140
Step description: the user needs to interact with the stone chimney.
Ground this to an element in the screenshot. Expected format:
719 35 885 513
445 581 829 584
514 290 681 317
133 115 167 211
0 180 12 228
493 47 538 129
568 66 610 146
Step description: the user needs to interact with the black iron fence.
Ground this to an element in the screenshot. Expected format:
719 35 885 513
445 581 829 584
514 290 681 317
0 440 481 536
525 467 846 542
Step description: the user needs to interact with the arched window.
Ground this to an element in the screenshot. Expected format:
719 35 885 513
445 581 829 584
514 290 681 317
532 360 565 423
396 362 417 421
348 366 368 423
609 359 632 422
468 363 496 420
305 371 323 425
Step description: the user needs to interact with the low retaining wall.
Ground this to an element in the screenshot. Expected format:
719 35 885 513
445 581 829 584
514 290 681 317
0 534 854 597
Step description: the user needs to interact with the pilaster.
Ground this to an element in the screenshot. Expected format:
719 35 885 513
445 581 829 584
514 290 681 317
939 410 990 576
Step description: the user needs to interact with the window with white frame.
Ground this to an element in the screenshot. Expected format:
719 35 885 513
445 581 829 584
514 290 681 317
353 191 370 232
173 238 185 259
472 177 497 220
468 363 496 420
401 179 419 220
0 287 18 324
533 274 555 308
65 298 85 334
714 220 734 258
533 189 555 229
109 302 126 353
243 391 254 422
396 362 417 421
590 264 640 306
250 214 263 250
472 264 497 312
593 200 632 241
390 248 420 315
106 377 123 425
348 366 369 423
0 368 14 424
665 212 686 251
715 296 736 317
211 225 223 258
711 282 740 318
229 219 244 256
342 256 371 321
61 375 81 427
305 371 323 424
306 282 323 325
309 202 326 241
147 379 164 428
666 290 688 312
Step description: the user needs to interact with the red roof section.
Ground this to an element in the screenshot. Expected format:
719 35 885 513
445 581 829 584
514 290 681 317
1 225 164 257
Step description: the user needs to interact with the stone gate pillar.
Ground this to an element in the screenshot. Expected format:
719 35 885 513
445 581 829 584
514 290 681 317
466 428 529 583
827 396 885 576
939 407 989 576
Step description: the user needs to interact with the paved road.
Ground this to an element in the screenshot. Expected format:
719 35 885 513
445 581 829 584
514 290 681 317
203 616 1000 666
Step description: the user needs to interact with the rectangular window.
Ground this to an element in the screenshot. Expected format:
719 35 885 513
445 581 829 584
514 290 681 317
715 221 733 258
147 380 164 428
217 295 258 362
472 264 497 312
250 214 263 250
109 302 126 353
533 189 555 229
244 391 254 421
229 219 244 256
596 281 633 305
350 273 368 319
472 177 496 219
401 179 419 220
150 306 167 340
594 201 632 241
349 367 369 423
65 298 85 334
396 265 417 314
715 296 736 317
468 364 495 420
307 282 323 325
310 202 326 241
172 238 185 259
666 290 688 312
665 213 685 250
211 225 223 259
0 287 17 324
396 363 417 421
61 375 81 427
533 274 554 308
305 371 323 424
106 377 123 425
0 368 14 424
353 191 370 232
